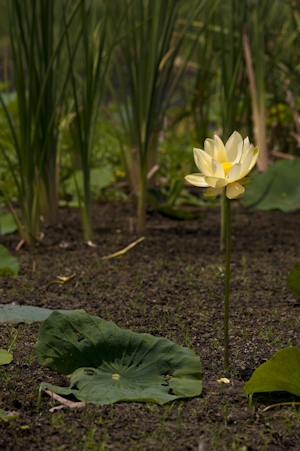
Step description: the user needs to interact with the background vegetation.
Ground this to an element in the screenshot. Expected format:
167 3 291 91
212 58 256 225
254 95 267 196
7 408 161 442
0 0 300 241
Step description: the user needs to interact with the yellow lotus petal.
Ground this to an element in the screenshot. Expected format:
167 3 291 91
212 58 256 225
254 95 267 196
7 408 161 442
204 138 215 158
211 159 225 178
240 140 254 164
185 174 209 187
204 187 224 197
225 131 243 164
214 135 227 163
239 146 259 179
239 149 254 178
226 163 241 183
247 146 259 172
226 182 245 199
243 136 251 154
239 177 252 186
193 148 213 176
205 176 228 188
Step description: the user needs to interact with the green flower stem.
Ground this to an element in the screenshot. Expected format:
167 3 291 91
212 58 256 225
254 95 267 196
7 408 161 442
220 190 226 251
224 195 231 371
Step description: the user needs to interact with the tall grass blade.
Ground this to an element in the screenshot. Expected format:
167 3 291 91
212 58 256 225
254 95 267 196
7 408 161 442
63 0 117 241
0 0 79 241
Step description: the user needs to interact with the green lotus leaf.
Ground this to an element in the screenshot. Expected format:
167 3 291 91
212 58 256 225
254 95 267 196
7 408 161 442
243 158 300 212
0 245 18 276
244 347 300 397
0 304 85 324
0 350 13 365
288 261 300 301
35 311 202 405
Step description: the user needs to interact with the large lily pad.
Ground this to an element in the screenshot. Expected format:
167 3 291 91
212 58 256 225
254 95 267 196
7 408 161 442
243 158 300 212
0 245 18 276
244 347 300 397
288 261 300 301
35 311 202 405
0 304 84 324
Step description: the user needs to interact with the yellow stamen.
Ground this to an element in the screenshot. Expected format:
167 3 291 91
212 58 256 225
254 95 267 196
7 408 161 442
112 373 120 380
221 162 233 176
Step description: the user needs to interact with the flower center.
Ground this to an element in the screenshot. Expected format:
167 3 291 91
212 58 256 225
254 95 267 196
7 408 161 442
221 162 233 176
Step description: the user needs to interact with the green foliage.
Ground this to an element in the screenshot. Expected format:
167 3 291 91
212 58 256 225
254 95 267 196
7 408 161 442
0 304 84 324
35 311 202 405
147 186 205 220
0 0 299 234
244 347 300 398
64 167 114 202
63 0 112 240
0 409 18 421
156 205 203 221
107 0 210 230
0 91 20 202
288 261 300 301
0 1 80 241
243 158 300 212
0 244 18 275
0 209 17 235
0 267 14 276
0 349 13 365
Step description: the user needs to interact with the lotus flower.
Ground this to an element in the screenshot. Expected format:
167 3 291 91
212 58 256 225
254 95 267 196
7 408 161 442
185 131 259 199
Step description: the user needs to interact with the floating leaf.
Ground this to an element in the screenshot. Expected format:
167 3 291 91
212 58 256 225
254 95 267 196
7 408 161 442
0 350 13 365
244 347 300 398
0 244 18 276
35 311 202 405
0 304 84 324
288 261 300 301
243 158 300 212
0 210 18 235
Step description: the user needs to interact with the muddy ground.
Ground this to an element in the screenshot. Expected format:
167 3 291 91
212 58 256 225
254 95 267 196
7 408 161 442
1 201 300 451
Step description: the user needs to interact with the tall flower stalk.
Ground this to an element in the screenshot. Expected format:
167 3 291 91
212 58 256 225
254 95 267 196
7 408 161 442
224 194 231 369
185 131 259 370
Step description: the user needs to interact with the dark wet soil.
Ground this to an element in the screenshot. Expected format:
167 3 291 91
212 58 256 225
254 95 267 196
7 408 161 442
1 201 300 451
